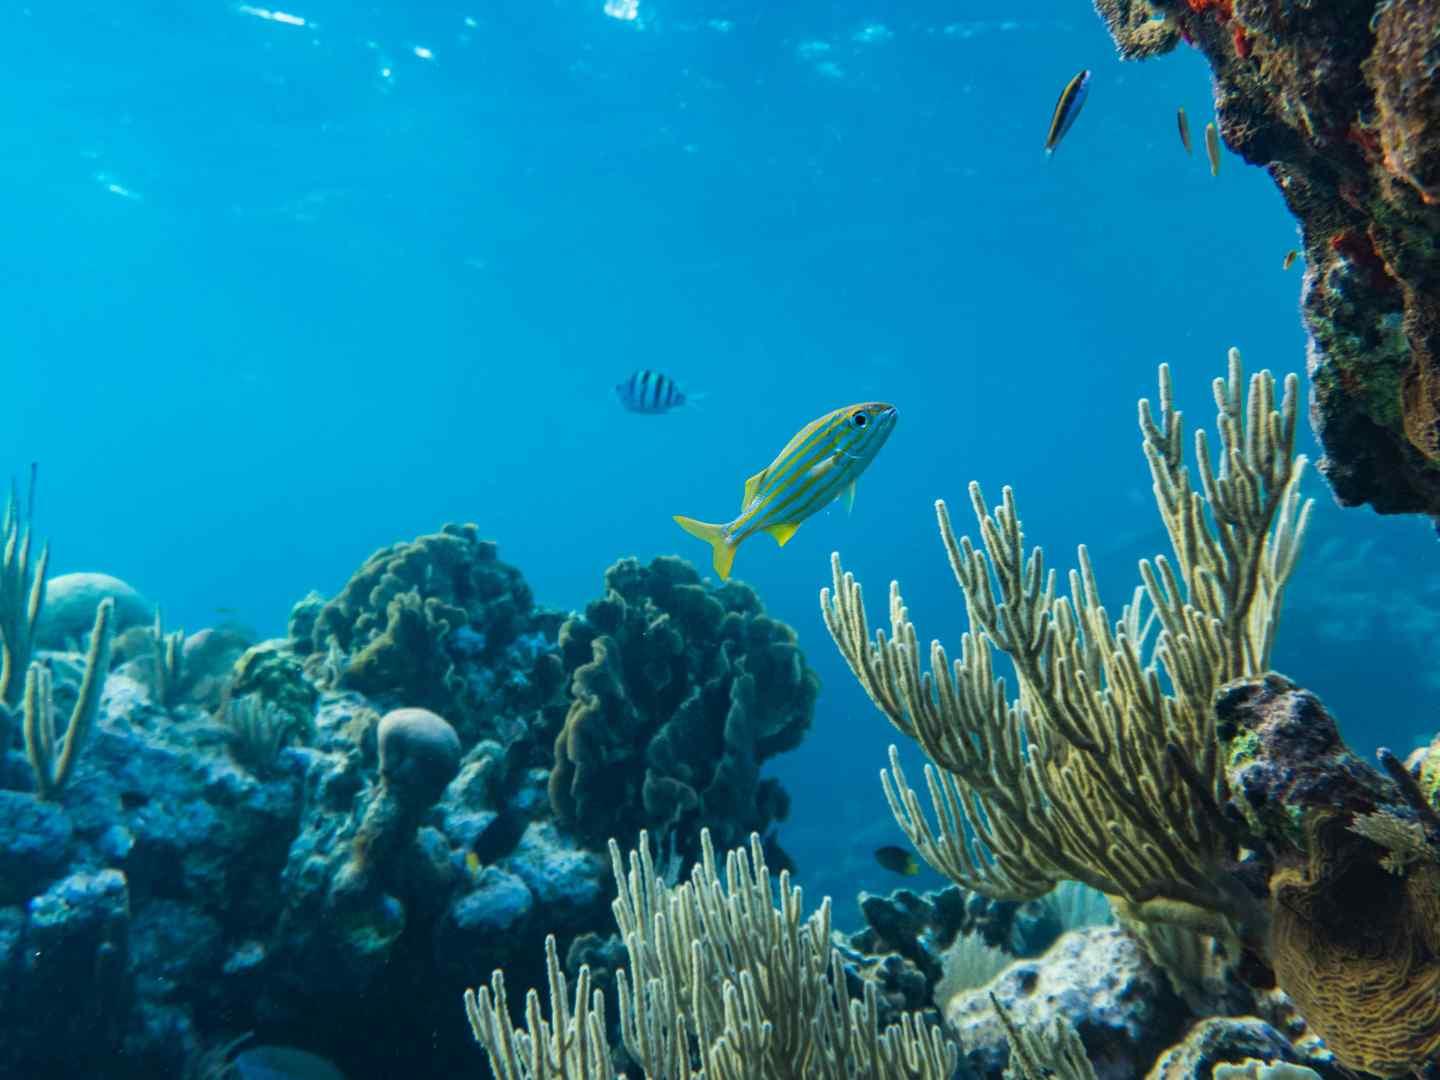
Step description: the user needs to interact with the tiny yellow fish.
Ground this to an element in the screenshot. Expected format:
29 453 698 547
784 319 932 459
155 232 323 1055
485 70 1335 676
465 851 481 876
1282 249 1298 270
874 845 919 876
674 402 898 580
1177 107 1192 155
1044 69 1091 156
1205 121 1221 177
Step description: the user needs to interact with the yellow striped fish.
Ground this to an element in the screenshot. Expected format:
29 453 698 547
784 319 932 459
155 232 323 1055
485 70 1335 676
674 402 898 580
1177 106 1192 155
1205 121 1221 177
1044 69 1091 156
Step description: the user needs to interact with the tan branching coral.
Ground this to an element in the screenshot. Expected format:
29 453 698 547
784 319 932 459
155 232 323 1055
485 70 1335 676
465 830 956 1079
991 992 1096 1080
820 350 1310 945
0 488 47 709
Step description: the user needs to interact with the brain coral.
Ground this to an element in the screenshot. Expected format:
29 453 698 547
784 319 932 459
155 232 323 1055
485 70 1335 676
308 524 560 739
547 555 817 860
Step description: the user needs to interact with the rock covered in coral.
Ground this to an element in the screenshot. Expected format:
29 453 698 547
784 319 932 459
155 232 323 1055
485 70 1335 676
1092 0 1440 517
1217 674 1440 1075
946 926 1188 1080
547 555 817 861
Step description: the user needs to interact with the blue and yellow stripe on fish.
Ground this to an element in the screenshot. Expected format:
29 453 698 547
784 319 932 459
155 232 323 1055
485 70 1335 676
674 401 898 580
1044 69 1091 156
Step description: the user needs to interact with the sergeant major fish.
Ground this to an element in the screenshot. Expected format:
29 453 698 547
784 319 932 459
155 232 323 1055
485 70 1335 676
673 401 897 580
616 370 695 414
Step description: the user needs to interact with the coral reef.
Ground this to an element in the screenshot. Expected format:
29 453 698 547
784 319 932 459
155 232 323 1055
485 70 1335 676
7 466 1416 1078
547 555 818 863
1089 0 1440 517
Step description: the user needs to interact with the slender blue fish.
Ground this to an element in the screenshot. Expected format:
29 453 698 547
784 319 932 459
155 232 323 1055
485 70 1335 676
616 370 694 414
674 401 898 580
1044 69 1091 156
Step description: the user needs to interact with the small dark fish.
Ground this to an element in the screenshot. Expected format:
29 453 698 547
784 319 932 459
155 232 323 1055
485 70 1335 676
1044 69 1091 156
1205 121 1221 177
1282 249 1298 270
233 1045 347 1080
1177 107 1192 155
215 606 239 616
874 845 919 876
617 369 690 414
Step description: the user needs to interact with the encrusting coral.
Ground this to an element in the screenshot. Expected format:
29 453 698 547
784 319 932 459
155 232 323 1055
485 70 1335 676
547 556 817 864
464 829 957 1079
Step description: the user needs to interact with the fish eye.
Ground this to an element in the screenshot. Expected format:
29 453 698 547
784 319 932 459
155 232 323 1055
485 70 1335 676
851 412 867 427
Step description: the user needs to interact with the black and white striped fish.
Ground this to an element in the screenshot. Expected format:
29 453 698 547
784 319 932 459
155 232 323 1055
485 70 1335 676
616 370 694 414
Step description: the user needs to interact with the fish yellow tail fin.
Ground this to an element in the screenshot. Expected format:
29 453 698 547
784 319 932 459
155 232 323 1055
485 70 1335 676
673 515 737 580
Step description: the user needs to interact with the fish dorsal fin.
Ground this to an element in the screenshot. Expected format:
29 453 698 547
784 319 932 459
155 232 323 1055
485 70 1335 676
765 521 800 547
741 469 767 512
846 480 857 513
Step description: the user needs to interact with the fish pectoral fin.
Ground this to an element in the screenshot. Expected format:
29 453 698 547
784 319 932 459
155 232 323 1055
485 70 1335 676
674 515 738 580
805 458 836 483
846 481 857 513
740 469 767 512
765 522 800 547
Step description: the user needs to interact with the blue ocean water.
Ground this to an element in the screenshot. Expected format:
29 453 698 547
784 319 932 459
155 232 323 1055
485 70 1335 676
3 0 1434 918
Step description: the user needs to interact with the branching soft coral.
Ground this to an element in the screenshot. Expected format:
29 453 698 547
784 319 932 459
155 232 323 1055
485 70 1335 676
820 350 1310 946
464 830 956 1079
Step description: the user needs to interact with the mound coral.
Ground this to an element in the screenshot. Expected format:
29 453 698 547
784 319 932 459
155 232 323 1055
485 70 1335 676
307 524 559 739
547 555 818 862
